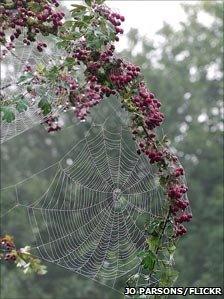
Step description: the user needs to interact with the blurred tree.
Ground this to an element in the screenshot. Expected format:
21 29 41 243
121 1 223 297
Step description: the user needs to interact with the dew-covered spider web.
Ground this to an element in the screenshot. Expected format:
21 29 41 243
0 36 65 144
1 93 188 292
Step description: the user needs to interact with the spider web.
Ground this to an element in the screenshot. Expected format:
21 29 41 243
1 96 173 292
1 96 190 293
0 36 65 144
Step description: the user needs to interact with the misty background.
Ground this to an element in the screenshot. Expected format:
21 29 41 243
0 1 223 298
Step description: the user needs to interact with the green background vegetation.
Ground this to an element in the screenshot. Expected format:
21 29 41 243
1 1 223 298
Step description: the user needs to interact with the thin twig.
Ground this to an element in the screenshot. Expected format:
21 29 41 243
148 206 171 282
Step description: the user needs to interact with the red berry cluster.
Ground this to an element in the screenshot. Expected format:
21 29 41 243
110 63 140 89
0 236 16 262
167 179 192 237
175 213 192 224
43 116 61 133
66 43 118 120
148 150 164 164
0 0 64 55
60 74 78 92
71 77 116 120
121 77 191 238
4 252 17 261
73 89 101 120
131 134 190 237
73 48 90 62
100 44 115 62
133 83 164 130
94 5 125 41
174 167 184 177
37 42 47 52
168 184 188 200
118 77 191 238
24 65 33 72
136 137 191 237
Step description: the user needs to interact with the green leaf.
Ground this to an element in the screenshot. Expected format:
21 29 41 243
71 4 87 10
38 99 51 115
64 57 76 68
85 0 92 6
16 99 28 113
167 244 176 254
36 63 46 74
86 29 107 50
159 268 179 287
145 218 162 235
166 221 174 236
141 249 157 271
56 40 70 49
63 20 75 29
147 235 160 252
71 4 87 17
137 251 146 258
159 176 168 187
167 243 176 262
17 73 33 84
83 15 94 23
1 107 15 123
44 65 61 81
95 0 105 4
27 1 42 12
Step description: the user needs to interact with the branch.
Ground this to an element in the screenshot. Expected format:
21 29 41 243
148 206 171 281
1 83 13 91
156 207 171 255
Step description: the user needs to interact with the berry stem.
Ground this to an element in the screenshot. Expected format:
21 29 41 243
148 205 171 281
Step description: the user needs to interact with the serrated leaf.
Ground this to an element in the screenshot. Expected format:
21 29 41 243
1 107 15 123
137 251 146 257
147 235 160 252
27 1 42 12
159 176 167 187
17 73 33 84
71 4 87 15
56 40 70 49
85 0 92 6
146 218 162 235
159 268 179 287
16 99 28 112
64 57 76 67
63 20 75 28
83 15 94 23
45 66 60 81
38 99 51 115
36 63 46 74
168 244 176 253
141 249 157 271
71 4 86 9
72 11 87 20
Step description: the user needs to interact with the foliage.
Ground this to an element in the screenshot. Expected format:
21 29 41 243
0 0 64 51
0 235 47 275
0 0 223 298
